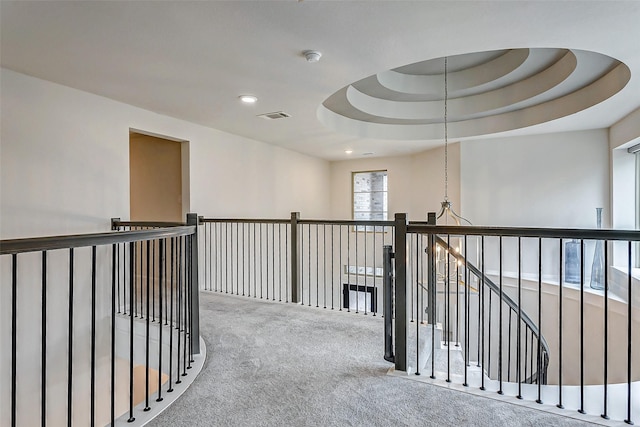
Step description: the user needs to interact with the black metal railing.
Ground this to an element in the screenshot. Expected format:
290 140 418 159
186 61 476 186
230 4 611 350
198 211 638 423
200 214 395 315
391 214 639 423
2 215 200 426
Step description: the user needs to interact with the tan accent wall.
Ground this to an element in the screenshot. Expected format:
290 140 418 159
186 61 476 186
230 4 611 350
130 133 183 222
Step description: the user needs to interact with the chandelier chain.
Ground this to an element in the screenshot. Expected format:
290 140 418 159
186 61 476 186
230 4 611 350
444 56 448 202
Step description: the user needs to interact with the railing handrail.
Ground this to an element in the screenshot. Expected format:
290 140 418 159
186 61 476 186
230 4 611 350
408 223 640 242
0 226 196 255
434 235 550 383
200 216 639 241
201 218 290 224
300 219 394 226
112 220 186 227
201 217 396 227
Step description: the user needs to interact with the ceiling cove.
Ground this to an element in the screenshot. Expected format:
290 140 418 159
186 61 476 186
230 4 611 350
318 48 631 141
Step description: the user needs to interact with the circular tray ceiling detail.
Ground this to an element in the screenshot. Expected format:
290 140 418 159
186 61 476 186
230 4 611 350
318 48 630 141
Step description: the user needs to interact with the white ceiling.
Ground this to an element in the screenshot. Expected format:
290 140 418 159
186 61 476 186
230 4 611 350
1 1 639 161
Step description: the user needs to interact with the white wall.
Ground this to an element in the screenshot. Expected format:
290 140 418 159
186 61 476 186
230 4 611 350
0 68 330 426
460 130 610 228
0 68 330 240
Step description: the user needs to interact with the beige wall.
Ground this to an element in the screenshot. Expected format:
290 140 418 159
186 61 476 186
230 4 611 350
329 144 460 221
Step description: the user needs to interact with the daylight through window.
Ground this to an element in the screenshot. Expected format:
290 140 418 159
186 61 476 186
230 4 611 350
353 171 387 231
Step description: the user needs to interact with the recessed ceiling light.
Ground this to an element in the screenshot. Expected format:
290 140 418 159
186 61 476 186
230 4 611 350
363 152 374 156
345 149 353 154
239 95 257 104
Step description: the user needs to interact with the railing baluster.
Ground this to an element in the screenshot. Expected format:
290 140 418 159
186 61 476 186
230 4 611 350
488 288 492 381
145 240 151 411
182 236 188 377
68 248 74 427
364 228 368 315
111 244 116 425
480 235 485 390
253 222 257 298
601 239 609 419
91 246 97 425
463 235 468 386
517 237 522 399
508 309 512 383
158 238 165 403
625 240 633 425
579 239 585 414
128 242 135 422
557 238 564 409
152 239 156 321
285 223 289 303
316 224 319 308
455 242 459 344
430 233 436 379
418 235 422 325
498 236 503 395
176 236 183 385
537 237 542 402
373 228 377 316
231 222 235 295
339 225 343 311
346 225 350 312
11 254 18 427
279 224 282 302
41 251 47 427
415 235 420 376
324 224 327 310
110 243 120 427
168 237 175 393
447 234 452 382
331 224 334 309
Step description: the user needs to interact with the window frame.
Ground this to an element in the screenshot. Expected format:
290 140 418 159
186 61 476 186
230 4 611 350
351 169 388 232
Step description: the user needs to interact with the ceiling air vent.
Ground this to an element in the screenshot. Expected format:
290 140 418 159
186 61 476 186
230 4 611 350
257 111 291 120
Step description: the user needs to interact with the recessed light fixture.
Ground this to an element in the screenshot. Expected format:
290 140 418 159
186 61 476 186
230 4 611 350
363 152 374 156
345 149 353 154
239 95 257 104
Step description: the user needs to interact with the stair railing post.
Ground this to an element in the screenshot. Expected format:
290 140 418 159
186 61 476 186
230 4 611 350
290 212 300 303
394 213 408 372
383 245 395 363
187 213 201 355
111 217 121 231
427 212 437 325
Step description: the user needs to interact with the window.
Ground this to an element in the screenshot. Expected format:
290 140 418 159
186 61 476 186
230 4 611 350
353 170 387 231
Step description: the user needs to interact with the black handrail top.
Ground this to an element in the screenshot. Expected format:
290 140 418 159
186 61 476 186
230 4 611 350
300 219 394 226
408 224 640 241
113 220 186 227
1 226 196 255
201 218 290 224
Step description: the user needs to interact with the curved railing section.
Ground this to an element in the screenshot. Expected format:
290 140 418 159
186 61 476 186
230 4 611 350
435 235 550 385
2 215 201 427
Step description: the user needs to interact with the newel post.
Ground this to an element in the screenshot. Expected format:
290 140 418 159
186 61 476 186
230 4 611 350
393 213 408 372
290 212 300 303
187 213 200 355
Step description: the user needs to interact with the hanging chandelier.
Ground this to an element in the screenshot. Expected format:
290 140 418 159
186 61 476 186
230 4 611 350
437 56 471 226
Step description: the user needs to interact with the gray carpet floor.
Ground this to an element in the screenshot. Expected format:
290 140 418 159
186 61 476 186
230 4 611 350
148 291 596 427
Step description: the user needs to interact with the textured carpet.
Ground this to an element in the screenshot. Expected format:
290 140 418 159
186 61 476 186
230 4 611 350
148 292 596 427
